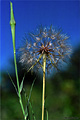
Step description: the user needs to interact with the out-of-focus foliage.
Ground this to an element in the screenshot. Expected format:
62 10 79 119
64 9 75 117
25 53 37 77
1 46 80 120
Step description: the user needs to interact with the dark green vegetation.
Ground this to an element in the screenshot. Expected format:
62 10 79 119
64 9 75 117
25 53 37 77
1 46 80 120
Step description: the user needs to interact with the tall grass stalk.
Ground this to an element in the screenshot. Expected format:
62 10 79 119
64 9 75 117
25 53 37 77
42 54 46 120
10 2 26 120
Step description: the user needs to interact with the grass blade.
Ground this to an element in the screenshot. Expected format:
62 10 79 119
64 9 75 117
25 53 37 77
28 78 36 104
7 72 18 96
29 101 36 120
46 110 48 120
24 78 36 120
20 75 25 93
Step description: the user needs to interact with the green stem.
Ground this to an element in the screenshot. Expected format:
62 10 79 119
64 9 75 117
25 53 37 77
10 2 26 120
42 54 46 120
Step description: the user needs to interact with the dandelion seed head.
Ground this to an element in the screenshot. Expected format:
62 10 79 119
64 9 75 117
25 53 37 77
19 25 72 73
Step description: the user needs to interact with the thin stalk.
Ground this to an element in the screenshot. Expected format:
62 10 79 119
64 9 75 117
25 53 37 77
42 54 46 120
10 2 26 120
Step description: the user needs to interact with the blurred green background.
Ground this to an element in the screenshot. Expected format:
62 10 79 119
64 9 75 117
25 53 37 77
1 46 80 120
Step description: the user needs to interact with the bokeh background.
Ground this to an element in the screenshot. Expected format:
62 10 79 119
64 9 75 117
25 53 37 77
1 0 80 120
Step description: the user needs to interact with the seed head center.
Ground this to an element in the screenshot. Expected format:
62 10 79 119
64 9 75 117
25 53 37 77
38 45 51 54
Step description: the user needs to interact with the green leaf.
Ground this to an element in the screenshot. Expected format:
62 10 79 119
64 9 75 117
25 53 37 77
46 110 48 120
28 78 36 104
29 101 36 120
7 71 18 96
19 75 25 93
24 78 36 119
23 88 28 115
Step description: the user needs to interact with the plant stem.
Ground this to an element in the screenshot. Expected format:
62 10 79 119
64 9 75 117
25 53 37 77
42 54 46 120
10 2 26 120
